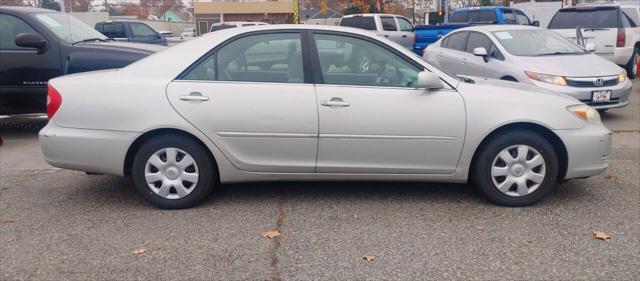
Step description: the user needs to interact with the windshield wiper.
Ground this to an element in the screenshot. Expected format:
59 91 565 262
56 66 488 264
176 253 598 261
72 38 111 45
536 51 583 56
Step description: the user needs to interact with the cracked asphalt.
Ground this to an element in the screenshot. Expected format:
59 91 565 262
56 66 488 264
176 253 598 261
1 81 638 281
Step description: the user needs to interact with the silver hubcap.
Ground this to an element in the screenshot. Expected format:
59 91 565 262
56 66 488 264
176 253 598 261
145 148 199 200
491 145 546 197
633 53 638 76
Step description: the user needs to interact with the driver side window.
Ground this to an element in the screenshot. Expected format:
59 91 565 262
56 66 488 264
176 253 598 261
0 13 38 50
313 33 420 88
131 23 156 38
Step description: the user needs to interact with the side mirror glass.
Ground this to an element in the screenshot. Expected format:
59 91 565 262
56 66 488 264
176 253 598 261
472 47 489 62
15 33 48 54
585 42 596 52
532 20 540 27
417 71 444 90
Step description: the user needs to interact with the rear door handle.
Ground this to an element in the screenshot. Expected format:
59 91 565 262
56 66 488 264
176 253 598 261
179 92 209 101
321 97 350 107
402 35 408 38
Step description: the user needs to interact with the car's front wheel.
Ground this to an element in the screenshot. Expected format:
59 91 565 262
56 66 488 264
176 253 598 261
132 134 216 209
471 130 559 207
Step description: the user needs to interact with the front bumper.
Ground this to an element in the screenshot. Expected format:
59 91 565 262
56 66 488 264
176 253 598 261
39 121 138 176
554 124 612 180
532 79 632 110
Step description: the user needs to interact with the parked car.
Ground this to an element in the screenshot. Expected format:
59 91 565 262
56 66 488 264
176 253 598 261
548 4 640 78
414 6 539 55
423 25 631 111
95 20 167 45
158 30 173 38
339 14 415 49
210 21 269 32
180 27 196 37
0 7 164 115
40 25 611 209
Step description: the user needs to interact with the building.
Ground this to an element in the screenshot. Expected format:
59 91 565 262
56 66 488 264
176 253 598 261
193 0 295 35
159 10 184 22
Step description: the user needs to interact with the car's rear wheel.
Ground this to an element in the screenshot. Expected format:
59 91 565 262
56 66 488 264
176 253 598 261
132 135 215 209
625 47 638 79
471 130 559 207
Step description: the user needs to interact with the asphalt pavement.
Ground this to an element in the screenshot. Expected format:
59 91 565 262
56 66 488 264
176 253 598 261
1 81 638 281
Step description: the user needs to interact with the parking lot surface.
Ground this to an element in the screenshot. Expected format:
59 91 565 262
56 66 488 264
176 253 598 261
1 81 639 280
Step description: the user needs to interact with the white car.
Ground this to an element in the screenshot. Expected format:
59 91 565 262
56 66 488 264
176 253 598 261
210 21 269 32
180 27 196 37
40 25 611 209
548 4 640 78
423 25 632 111
339 14 415 49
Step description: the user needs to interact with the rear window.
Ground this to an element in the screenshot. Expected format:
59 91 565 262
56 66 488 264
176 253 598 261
469 10 498 23
449 11 468 23
340 17 376 30
548 7 619 29
211 24 235 32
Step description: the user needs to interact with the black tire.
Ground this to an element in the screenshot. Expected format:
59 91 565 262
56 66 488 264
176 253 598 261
131 134 216 209
471 130 559 207
624 47 638 79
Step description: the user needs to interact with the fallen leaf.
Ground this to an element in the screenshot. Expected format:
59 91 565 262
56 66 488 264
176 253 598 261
132 248 146 255
593 231 611 241
6 235 17 242
363 255 375 262
603 175 616 181
260 230 281 239
1 219 15 224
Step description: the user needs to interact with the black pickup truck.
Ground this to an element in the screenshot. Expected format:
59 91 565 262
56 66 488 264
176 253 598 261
0 6 164 115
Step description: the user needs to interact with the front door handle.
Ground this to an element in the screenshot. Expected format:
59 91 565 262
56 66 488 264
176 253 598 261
321 97 350 107
179 92 209 101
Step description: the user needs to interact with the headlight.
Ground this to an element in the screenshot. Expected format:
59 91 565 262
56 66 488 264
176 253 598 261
618 70 626 83
525 71 567 86
567 104 602 124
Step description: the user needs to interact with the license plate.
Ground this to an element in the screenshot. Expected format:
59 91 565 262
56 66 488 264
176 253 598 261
592 90 611 103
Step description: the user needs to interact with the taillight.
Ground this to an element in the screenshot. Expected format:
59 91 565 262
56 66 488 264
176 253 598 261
616 28 625 47
47 84 62 119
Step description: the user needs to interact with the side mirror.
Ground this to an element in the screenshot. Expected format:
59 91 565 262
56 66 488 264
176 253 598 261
472 47 489 62
532 20 540 27
15 33 48 54
417 71 443 90
585 42 596 52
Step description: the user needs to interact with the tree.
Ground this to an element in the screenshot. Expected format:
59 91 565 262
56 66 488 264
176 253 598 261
40 0 60 11
122 4 149 20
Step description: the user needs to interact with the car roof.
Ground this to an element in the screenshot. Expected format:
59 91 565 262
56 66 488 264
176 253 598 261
0 6 61 14
342 13 405 18
455 24 540 32
454 6 504 12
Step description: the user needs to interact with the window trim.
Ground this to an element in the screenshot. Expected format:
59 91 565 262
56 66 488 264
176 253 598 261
176 30 312 84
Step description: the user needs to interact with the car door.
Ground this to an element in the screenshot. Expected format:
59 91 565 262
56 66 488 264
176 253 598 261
458 31 506 79
0 12 62 114
379 16 400 41
166 31 319 173
310 32 466 174
434 31 468 75
395 16 415 49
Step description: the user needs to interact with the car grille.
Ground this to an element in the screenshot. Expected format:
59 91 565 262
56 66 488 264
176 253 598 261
566 76 618 88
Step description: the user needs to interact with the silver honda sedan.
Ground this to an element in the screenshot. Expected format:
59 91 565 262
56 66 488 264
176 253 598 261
39 25 611 209
423 25 632 111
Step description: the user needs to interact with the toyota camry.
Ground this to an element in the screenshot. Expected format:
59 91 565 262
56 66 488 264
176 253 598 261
39 25 612 209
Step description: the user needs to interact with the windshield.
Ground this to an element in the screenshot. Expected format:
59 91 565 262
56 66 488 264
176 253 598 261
32 12 106 43
491 29 587 56
548 7 618 29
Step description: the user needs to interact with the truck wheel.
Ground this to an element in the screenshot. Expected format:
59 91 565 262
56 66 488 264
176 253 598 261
625 47 638 79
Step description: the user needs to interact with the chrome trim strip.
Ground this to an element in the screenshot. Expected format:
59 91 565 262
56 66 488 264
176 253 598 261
320 134 460 140
217 132 317 138
565 75 618 81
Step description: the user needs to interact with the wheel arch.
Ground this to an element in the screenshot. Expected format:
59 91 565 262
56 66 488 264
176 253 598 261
500 75 518 82
470 122 568 182
123 128 219 178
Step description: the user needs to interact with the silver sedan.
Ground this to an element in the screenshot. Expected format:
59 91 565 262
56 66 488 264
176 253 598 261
39 25 611 209
424 25 632 111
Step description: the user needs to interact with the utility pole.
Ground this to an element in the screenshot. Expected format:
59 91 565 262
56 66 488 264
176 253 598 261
59 0 66 12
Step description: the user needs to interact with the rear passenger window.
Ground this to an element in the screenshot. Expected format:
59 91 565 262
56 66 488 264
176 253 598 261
181 33 305 84
444 32 468 51
449 11 468 23
100 23 126 38
622 8 639 26
339 17 376 31
380 17 397 31
469 11 497 23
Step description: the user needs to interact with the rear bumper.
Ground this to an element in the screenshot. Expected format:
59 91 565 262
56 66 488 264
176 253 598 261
554 125 612 180
39 122 137 176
